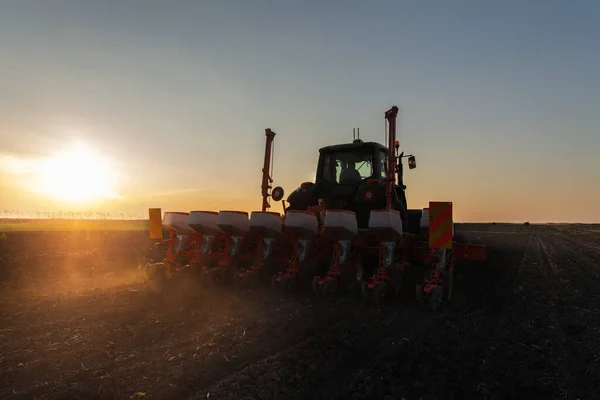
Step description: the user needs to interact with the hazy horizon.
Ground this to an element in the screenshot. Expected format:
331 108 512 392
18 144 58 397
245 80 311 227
1 1 599 223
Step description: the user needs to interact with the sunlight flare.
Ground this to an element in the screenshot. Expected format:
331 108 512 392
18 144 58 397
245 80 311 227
34 141 120 202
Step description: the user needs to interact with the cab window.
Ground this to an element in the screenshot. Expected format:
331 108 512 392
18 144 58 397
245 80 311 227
321 149 374 184
379 150 388 178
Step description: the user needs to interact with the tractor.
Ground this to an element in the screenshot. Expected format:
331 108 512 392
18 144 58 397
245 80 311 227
267 106 486 308
147 105 487 310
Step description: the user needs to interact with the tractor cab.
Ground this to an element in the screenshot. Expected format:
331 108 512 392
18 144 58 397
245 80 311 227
285 139 413 229
318 140 386 186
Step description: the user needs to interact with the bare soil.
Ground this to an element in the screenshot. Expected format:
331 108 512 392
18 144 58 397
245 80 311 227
1 224 600 400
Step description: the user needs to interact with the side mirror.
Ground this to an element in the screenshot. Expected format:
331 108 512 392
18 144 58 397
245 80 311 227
271 186 285 201
408 155 417 169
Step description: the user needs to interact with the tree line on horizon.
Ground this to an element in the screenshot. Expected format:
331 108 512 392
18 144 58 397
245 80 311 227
0 210 147 220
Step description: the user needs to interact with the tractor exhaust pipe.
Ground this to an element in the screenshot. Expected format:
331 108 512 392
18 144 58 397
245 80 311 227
384 106 399 210
261 129 276 212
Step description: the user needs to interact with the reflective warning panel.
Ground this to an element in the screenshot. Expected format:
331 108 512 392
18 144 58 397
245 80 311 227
428 202 453 249
148 208 162 239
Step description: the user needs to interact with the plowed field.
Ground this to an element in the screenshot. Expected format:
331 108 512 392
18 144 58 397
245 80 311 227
1 224 600 400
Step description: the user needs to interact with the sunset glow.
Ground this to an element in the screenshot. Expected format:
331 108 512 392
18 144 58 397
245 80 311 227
34 142 119 203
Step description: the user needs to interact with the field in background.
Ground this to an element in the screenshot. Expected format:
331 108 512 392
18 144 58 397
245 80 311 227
0 218 149 232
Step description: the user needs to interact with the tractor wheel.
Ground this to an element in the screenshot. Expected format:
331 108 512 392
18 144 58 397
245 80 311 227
441 270 454 302
429 285 443 311
372 282 389 306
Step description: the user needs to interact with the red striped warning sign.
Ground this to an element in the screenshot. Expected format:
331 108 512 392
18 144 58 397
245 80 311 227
149 208 162 239
428 202 453 249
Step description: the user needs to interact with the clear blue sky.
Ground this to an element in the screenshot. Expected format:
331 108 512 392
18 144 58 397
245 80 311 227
0 0 599 222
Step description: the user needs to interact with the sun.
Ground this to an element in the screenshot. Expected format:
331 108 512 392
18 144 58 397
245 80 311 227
35 142 119 203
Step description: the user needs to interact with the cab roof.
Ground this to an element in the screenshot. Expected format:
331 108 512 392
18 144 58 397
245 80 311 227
318 141 388 153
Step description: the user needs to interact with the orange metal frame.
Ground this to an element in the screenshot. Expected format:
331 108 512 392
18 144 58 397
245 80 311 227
261 129 276 212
